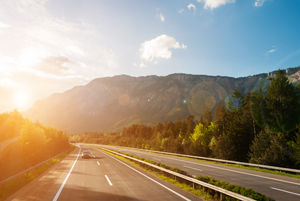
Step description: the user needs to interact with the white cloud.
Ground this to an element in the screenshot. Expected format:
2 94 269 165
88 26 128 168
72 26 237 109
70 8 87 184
267 48 276 53
197 0 235 10
254 0 265 7
139 34 186 65
187 3 196 11
159 13 165 22
34 56 74 76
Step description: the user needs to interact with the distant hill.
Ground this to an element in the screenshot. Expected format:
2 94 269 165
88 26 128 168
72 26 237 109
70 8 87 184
26 66 300 133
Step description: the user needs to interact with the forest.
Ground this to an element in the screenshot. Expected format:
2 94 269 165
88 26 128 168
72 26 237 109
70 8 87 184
71 70 300 168
0 111 70 180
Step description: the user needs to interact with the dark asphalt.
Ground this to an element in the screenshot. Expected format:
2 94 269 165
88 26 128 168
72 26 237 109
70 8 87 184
95 144 300 201
6 145 201 201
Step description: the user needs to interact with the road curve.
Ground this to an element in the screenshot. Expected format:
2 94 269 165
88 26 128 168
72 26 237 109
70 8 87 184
5 145 201 201
95 144 300 201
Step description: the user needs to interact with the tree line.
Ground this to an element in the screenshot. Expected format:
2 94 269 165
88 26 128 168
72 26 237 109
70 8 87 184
71 70 300 168
0 111 70 180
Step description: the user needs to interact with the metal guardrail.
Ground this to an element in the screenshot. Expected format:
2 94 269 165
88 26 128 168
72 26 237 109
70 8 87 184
0 149 71 184
98 144 300 174
101 147 256 201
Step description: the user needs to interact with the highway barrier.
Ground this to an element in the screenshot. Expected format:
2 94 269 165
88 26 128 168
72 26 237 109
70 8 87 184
98 144 300 174
0 148 73 184
101 147 256 201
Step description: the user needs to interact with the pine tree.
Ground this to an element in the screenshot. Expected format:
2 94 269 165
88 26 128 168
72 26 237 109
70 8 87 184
264 70 300 132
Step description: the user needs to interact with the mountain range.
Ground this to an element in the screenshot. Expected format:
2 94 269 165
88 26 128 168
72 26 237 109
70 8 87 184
26 66 300 133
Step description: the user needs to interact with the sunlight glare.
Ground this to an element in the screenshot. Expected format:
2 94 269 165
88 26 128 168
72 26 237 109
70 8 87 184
13 91 29 110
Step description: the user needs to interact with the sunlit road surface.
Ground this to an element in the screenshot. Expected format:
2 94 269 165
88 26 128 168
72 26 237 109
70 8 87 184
6 145 201 201
95 144 300 201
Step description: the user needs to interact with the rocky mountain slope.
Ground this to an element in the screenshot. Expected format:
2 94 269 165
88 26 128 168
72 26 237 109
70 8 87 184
26 66 300 133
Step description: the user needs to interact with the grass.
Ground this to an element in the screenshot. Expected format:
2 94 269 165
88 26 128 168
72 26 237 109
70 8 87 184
0 147 74 201
98 147 273 201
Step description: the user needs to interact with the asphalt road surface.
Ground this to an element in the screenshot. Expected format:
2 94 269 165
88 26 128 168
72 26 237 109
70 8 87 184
6 145 201 201
95 144 300 201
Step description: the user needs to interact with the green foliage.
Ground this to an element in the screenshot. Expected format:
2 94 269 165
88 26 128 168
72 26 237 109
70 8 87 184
213 93 258 161
249 131 299 168
250 89 265 128
73 70 300 168
264 70 300 132
248 70 300 168
190 122 217 156
0 111 70 181
293 131 300 166
195 176 272 201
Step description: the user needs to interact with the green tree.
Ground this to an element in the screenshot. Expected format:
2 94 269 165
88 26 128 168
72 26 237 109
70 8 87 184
264 70 300 132
249 131 298 168
214 93 257 161
190 122 217 156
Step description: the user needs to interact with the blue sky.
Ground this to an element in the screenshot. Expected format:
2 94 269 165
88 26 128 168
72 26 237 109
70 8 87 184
0 0 299 111
47 0 300 77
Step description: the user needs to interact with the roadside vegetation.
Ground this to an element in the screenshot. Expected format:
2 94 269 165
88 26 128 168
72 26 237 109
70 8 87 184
0 111 71 181
72 70 300 170
100 148 273 201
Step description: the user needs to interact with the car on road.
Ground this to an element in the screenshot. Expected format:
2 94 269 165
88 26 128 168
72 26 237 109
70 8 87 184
81 150 93 159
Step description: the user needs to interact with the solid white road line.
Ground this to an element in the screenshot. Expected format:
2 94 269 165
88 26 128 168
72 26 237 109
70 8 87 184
52 147 81 201
101 151 191 201
105 175 113 186
183 166 202 171
97 161 100 166
271 187 300 196
120 149 300 186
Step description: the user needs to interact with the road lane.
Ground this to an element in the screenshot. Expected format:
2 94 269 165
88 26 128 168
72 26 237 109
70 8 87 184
6 145 202 201
5 148 81 201
57 145 201 201
52 147 81 201
96 144 300 201
104 175 113 186
100 150 193 201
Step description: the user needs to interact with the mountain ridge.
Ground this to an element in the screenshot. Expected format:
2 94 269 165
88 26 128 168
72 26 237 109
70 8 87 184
26 66 300 133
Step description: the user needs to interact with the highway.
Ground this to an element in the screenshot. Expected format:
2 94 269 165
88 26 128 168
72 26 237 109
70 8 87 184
95 144 300 201
5 145 201 201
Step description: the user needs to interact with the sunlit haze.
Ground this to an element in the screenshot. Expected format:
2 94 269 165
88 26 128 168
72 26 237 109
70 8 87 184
13 91 30 110
0 0 300 112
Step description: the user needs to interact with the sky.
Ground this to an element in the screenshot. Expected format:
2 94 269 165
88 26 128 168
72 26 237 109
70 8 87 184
0 0 300 112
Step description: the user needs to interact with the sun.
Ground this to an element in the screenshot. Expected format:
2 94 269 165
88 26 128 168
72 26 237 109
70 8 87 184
13 91 30 110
